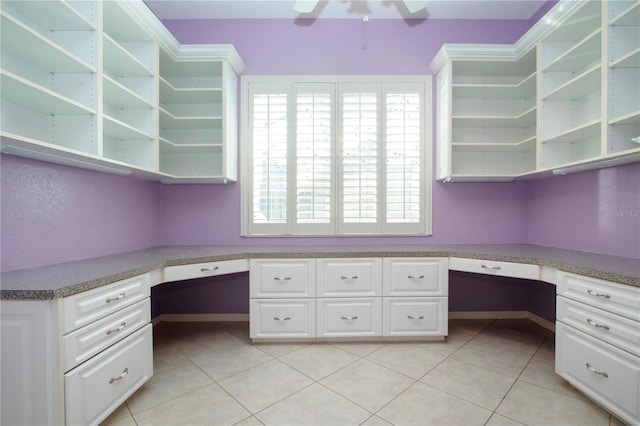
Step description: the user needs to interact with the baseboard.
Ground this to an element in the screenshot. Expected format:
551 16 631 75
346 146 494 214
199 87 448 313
449 311 555 332
152 313 250 325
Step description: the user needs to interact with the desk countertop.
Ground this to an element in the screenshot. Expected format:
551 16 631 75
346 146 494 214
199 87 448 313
1 244 639 300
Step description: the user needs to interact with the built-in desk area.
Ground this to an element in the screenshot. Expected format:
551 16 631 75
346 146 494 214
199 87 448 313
1 245 639 425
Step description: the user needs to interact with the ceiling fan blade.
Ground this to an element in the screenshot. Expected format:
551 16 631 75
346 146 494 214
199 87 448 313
403 0 428 13
294 0 321 14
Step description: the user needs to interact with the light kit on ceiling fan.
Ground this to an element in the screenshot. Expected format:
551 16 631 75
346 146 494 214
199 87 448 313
293 0 428 15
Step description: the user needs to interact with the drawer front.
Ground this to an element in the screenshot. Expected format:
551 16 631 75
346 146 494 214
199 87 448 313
557 272 640 321
250 299 315 339
63 299 151 372
317 298 382 338
65 324 153 426
250 259 315 298
557 296 640 357
163 258 249 283
556 323 639 425
317 258 382 297
63 274 150 334
449 257 540 280
383 257 449 296
383 297 448 337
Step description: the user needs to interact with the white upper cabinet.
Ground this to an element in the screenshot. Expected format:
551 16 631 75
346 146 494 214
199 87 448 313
431 0 640 182
0 0 244 183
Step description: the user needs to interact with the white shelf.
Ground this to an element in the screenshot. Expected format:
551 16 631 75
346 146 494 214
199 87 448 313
609 111 640 126
103 115 154 141
541 119 601 144
541 64 601 100
103 34 154 77
609 2 640 26
160 139 222 153
103 75 154 109
452 72 535 99
159 77 222 103
453 106 536 128
542 29 601 73
453 136 536 151
1 0 96 31
609 47 640 68
159 108 222 129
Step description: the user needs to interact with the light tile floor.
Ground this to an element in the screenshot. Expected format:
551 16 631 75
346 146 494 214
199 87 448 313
102 319 626 426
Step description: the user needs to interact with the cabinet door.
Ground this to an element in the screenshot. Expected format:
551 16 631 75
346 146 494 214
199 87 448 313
449 257 540 280
163 259 249 283
317 258 382 297
383 257 448 296
65 324 153 426
316 298 382 338
250 259 315 298
556 323 639 425
250 299 315 339
383 297 448 337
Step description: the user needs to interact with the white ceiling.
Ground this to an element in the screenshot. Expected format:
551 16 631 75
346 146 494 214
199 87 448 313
144 0 550 21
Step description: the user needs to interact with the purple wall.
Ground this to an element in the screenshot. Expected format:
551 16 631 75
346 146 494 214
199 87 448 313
527 163 640 259
0 155 162 271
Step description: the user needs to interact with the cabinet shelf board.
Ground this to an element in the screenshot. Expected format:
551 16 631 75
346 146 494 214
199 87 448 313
609 48 640 69
159 109 222 129
453 106 536 128
610 2 640 26
542 29 601 73
160 141 222 154
541 119 601 144
159 137 221 149
103 115 154 141
1 0 96 31
1 12 96 74
159 78 222 104
103 75 155 109
451 49 536 79
453 136 536 150
103 34 154 77
1 70 95 115
103 1 154 44
453 72 535 99
541 64 601 100
541 1 601 44
609 111 640 126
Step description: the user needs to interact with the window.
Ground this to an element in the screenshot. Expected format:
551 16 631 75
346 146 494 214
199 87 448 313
242 76 432 236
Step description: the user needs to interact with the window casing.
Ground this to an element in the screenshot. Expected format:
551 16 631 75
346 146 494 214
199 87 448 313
242 76 432 236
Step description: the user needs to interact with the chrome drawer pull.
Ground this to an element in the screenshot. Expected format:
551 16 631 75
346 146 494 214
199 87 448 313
341 275 358 280
408 275 425 279
341 316 358 320
200 266 219 272
274 277 291 281
587 289 611 299
481 265 501 271
105 292 125 303
586 318 610 330
273 316 291 321
109 368 129 384
106 322 127 335
585 363 608 378
407 315 424 320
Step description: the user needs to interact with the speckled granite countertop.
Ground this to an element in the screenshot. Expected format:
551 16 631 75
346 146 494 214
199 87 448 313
1 244 638 300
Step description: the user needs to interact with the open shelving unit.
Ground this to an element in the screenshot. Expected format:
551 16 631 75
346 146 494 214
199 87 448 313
0 0 245 182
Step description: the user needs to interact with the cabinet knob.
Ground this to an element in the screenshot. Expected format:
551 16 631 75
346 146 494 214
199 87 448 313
273 316 291 321
586 289 611 299
340 316 358 320
407 275 425 279
105 292 126 303
273 277 291 281
200 266 220 272
586 318 610 330
481 265 501 271
585 363 608 378
340 276 358 280
109 368 129 384
106 322 127 335
407 315 424 320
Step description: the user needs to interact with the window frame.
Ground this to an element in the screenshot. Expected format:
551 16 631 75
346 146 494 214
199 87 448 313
241 75 433 237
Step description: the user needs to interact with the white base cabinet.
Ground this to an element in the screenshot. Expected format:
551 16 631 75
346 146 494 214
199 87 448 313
556 272 640 425
249 257 448 341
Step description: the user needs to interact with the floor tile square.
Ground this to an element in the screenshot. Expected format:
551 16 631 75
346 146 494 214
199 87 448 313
450 339 533 378
330 341 387 357
366 343 445 379
377 382 493 425
191 343 273 381
320 359 414 412
218 359 314 413
421 358 515 410
279 343 359 380
255 383 371 425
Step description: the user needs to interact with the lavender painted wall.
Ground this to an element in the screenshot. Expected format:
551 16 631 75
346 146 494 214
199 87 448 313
527 163 640 259
0 155 162 272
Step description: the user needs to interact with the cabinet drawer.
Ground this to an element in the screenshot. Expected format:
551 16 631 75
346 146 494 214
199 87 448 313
63 273 150 334
65 324 153 426
317 258 382 297
250 299 315 339
250 259 315 298
557 296 640 357
383 257 448 296
383 297 448 337
317 298 382 338
163 258 249 283
449 257 540 280
556 323 639 425
63 299 151 372
557 272 640 321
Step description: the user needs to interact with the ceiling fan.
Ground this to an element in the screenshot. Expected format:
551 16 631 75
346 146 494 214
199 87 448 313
294 0 429 15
